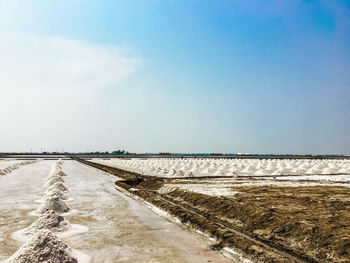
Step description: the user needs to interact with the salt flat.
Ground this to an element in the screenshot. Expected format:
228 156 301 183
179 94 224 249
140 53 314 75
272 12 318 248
0 160 234 263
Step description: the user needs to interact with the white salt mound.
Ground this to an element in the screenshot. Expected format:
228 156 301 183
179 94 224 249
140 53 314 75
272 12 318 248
46 171 65 180
0 161 37 176
45 189 69 200
48 164 59 174
48 164 66 177
47 182 68 192
56 170 67 177
37 196 70 214
45 176 65 186
4 230 77 263
26 211 70 234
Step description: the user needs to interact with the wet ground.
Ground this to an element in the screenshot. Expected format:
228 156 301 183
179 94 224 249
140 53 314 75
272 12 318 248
0 160 233 263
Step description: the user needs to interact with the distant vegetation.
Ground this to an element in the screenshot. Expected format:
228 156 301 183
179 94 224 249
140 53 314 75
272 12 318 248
82 150 130 155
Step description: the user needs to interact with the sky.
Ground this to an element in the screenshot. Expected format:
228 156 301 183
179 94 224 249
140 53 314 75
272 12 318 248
0 0 349 154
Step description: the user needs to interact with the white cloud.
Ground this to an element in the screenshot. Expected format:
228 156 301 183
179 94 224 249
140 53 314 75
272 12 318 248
0 30 141 91
0 31 142 152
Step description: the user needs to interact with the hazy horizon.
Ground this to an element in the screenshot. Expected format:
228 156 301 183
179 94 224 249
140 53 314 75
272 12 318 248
1 1 349 154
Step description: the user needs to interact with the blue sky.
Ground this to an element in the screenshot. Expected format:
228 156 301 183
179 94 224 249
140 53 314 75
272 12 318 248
0 0 349 154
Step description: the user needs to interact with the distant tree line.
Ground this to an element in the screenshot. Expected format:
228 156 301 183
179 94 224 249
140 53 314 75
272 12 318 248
82 150 129 155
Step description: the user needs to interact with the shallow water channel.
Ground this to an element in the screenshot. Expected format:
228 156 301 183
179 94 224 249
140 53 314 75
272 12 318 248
0 160 238 262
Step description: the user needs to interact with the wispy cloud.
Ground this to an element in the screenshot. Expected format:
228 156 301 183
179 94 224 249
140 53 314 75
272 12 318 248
0 31 142 152
0 31 141 91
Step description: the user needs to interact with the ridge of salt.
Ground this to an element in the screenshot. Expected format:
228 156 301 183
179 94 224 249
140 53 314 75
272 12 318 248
45 188 69 200
37 196 70 214
47 182 68 192
4 230 77 263
25 211 70 235
45 176 65 186
56 170 67 177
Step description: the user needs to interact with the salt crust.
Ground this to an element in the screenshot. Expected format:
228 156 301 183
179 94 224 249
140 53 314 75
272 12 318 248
12 224 88 243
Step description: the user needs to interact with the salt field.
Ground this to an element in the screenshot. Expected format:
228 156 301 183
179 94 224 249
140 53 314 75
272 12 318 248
87 157 350 262
91 158 350 187
2 0 349 261
0 159 237 263
1 157 349 262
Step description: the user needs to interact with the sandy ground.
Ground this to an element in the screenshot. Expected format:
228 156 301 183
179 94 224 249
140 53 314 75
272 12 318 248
0 160 234 263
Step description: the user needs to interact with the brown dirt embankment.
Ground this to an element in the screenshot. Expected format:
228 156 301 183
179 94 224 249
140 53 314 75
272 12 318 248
163 185 350 262
116 180 304 263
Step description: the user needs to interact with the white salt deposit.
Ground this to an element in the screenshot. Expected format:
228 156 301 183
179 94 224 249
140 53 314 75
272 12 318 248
57 170 68 176
13 223 89 243
46 189 69 200
4 230 77 263
12 211 70 242
0 160 36 176
222 247 253 263
47 182 68 193
6 159 92 263
56 224 89 239
158 184 239 196
91 157 350 185
45 176 65 187
11 229 31 243
71 249 91 263
37 196 70 214
27 211 70 234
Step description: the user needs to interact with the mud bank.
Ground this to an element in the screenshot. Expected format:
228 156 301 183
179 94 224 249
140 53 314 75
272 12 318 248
114 181 293 263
